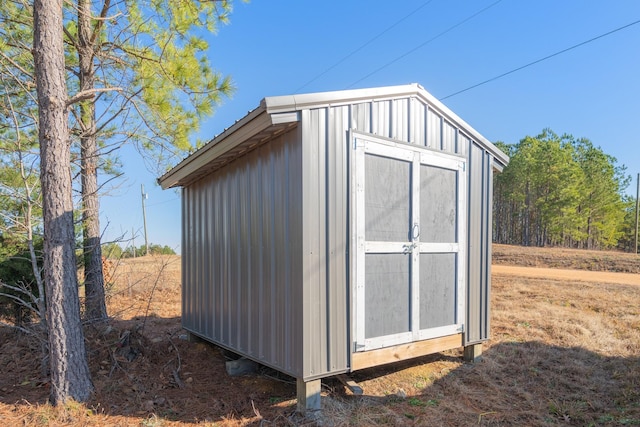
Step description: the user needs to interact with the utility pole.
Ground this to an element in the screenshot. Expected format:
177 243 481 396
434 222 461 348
141 184 150 256
635 173 639 254
131 227 136 258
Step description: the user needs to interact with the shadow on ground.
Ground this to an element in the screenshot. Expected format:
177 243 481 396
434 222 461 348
0 316 299 425
2 319 639 426
344 341 640 426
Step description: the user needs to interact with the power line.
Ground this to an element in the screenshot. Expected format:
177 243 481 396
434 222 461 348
347 0 503 89
146 196 180 207
294 0 437 94
440 18 640 100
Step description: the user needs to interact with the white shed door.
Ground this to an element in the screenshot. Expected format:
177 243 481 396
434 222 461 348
351 132 466 352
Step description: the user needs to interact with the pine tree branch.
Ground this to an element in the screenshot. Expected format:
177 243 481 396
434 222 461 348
94 88 142 135
66 87 122 107
63 24 79 49
91 0 112 45
0 288 39 314
0 319 36 337
0 50 34 81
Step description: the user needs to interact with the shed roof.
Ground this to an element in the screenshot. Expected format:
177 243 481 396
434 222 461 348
158 83 508 189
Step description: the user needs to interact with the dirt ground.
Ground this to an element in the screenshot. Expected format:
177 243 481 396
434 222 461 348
0 246 639 426
492 243 640 273
492 264 640 286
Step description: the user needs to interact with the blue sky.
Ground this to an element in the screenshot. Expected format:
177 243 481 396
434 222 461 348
99 0 640 254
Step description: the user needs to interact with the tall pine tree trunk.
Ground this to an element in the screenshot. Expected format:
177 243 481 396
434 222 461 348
523 182 531 246
78 0 107 321
33 0 93 404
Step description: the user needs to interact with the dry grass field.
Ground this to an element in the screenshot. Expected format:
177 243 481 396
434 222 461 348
0 245 638 426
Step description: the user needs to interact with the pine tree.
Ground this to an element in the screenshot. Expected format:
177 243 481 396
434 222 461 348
2 0 237 321
493 129 630 250
33 0 93 404
572 138 629 249
64 0 235 320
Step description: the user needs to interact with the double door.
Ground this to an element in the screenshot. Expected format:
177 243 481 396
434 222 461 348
351 132 466 351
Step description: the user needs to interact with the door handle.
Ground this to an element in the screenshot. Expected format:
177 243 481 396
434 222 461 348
412 223 420 241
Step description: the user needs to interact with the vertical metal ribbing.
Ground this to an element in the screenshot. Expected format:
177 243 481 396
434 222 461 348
177 87 506 384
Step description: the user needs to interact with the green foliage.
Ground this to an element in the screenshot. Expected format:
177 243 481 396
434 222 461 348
0 1 35 88
0 153 41 234
573 138 629 247
1 0 235 269
101 242 124 259
2 0 237 184
0 234 43 322
2 0 237 182
494 129 631 250
77 0 236 168
405 397 439 408
0 2 41 231
102 242 176 259
0 234 42 287
0 2 42 317
617 196 639 252
0 2 43 322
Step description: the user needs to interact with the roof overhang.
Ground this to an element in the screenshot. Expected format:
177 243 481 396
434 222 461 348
158 105 300 189
158 83 509 189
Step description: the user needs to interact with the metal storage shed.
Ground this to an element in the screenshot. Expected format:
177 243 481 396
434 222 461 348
158 83 509 413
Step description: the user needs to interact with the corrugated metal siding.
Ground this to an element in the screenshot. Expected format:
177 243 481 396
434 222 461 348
300 107 350 380
327 105 350 373
458 132 470 157
411 99 426 146
307 95 494 356
465 142 493 344
442 120 456 153
427 107 442 149
325 95 494 347
181 90 496 381
182 128 304 378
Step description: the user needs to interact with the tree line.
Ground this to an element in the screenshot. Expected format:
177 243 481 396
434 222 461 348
1 0 235 405
102 242 176 259
493 129 637 251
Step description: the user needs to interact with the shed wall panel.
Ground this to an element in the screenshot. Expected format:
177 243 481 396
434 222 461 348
427 108 442 149
182 128 304 378
327 105 350 373
465 142 492 344
301 108 326 379
394 98 410 141
351 102 371 134
412 99 426 146
486 166 493 337
181 188 189 329
443 121 456 154
373 101 389 137
458 133 470 157
306 94 493 355
248 155 263 356
301 107 351 379
237 164 249 352
336 97 494 351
